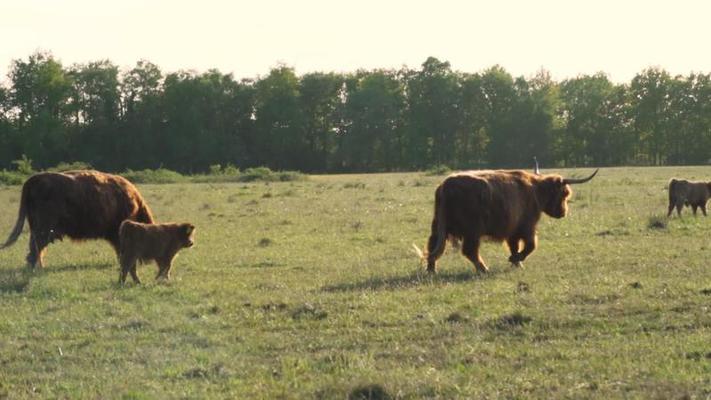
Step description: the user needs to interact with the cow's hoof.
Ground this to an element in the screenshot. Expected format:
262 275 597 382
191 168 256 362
511 261 524 269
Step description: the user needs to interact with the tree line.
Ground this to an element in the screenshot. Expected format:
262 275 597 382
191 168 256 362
1 51 710 174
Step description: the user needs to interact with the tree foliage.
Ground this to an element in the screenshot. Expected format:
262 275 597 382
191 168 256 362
1 51 710 173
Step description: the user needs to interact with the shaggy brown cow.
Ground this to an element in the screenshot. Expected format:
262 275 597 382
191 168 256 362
667 178 711 217
425 168 598 273
118 220 195 284
1 170 154 268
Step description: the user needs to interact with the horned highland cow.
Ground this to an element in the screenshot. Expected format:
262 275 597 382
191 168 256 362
118 220 195 284
425 168 598 273
1 170 154 268
667 178 711 217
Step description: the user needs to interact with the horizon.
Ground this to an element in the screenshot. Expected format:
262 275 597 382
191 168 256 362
3 0 711 84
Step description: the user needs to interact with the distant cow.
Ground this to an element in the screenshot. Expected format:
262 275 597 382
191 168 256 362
667 178 711 217
118 220 195 284
425 168 598 273
1 170 154 268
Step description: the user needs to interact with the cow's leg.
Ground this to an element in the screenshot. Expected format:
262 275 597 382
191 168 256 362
676 202 683 217
462 235 488 273
507 237 522 266
667 202 675 217
514 234 538 267
702 203 708 216
26 231 49 269
692 204 698 216
426 221 446 273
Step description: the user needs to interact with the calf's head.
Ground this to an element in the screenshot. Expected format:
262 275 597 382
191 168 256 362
179 223 196 248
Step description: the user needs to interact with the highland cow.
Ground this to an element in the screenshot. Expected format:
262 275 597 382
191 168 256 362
1 170 154 268
118 220 195 284
425 168 598 273
667 178 711 217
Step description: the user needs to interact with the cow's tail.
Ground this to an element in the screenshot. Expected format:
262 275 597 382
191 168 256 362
1 182 29 249
425 184 448 267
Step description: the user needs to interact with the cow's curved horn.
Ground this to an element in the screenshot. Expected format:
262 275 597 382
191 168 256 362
563 168 599 185
533 156 540 175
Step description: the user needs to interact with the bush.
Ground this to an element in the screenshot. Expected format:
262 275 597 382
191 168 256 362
48 161 93 172
11 155 35 175
240 167 275 182
424 164 451 176
0 163 306 185
121 168 186 184
0 170 27 185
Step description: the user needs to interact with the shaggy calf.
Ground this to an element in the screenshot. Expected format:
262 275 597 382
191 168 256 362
667 178 711 217
118 220 195 284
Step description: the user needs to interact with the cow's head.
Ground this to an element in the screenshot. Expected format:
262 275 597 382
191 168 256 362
537 169 598 218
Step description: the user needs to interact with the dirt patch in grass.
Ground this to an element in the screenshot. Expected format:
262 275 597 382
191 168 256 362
493 312 532 330
348 384 392 400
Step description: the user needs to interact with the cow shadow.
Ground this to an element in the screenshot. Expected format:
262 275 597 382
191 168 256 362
0 262 114 293
43 262 115 274
0 267 32 293
321 267 509 293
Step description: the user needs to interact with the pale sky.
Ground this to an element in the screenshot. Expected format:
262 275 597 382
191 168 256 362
2 0 711 83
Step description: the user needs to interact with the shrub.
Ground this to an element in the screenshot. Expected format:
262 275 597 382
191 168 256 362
11 155 35 175
424 164 451 176
48 161 93 172
122 168 185 184
241 167 275 182
0 170 27 185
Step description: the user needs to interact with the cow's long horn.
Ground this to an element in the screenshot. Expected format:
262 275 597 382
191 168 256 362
563 168 599 185
533 156 540 175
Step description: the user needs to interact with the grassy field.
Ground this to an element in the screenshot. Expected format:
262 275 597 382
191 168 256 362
0 166 709 399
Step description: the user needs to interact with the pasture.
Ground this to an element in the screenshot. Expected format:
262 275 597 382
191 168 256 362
0 166 709 399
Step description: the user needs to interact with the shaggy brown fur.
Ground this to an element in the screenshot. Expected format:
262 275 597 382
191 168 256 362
1 170 154 268
426 168 598 273
118 220 195 284
667 178 711 217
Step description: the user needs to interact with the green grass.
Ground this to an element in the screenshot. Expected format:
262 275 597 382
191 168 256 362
0 167 710 399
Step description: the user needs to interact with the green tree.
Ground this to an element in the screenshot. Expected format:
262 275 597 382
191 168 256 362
453 73 489 168
480 65 517 167
406 57 459 168
629 68 674 165
298 72 344 171
558 73 633 166
339 70 407 171
118 60 164 169
7 51 73 167
67 60 121 167
254 65 305 170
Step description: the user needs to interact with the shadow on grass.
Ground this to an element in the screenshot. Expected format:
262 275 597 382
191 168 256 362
322 267 506 292
42 262 114 274
0 262 114 293
0 267 32 293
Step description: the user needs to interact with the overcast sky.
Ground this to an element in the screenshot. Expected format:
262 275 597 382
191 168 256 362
2 0 710 83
